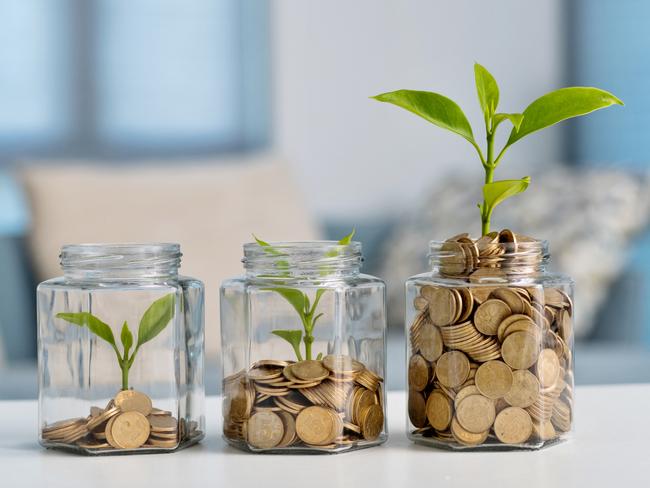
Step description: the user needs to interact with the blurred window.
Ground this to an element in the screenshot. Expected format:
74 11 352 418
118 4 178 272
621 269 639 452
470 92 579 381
0 0 269 160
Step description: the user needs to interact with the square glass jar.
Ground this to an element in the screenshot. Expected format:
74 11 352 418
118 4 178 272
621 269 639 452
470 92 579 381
220 240 387 453
406 236 574 450
37 243 205 454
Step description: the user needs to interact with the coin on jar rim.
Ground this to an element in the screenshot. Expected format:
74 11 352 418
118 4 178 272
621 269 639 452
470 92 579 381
474 299 512 336
425 390 453 431
475 360 513 400
435 351 470 389
114 390 153 416
455 395 496 434
504 369 540 408
247 410 284 449
493 407 533 444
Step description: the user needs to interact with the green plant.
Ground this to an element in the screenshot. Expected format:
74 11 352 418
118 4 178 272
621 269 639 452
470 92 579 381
372 63 623 235
56 294 175 390
255 230 355 361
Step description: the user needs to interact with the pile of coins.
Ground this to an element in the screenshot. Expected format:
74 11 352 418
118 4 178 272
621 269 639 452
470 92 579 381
223 355 385 451
436 229 546 280
41 390 200 452
408 282 573 448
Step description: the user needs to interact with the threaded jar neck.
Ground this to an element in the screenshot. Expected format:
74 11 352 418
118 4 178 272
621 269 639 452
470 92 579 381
60 243 181 281
243 241 363 281
429 236 550 281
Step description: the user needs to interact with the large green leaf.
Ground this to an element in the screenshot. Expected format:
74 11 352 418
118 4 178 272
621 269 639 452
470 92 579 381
372 90 476 146
120 321 133 357
271 329 303 361
262 287 306 320
137 293 175 348
482 177 531 215
474 63 499 118
507 87 623 145
56 312 116 347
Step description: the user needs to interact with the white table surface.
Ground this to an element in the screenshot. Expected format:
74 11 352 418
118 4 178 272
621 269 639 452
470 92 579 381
2 384 649 487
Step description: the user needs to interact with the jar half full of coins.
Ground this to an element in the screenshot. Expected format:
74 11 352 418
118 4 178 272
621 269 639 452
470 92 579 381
220 240 387 453
37 243 205 454
406 231 574 450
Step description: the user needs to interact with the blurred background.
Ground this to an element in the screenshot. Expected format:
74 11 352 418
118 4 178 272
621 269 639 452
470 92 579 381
1 0 650 398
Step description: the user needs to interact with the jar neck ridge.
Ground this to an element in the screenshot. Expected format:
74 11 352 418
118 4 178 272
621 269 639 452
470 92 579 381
60 243 181 282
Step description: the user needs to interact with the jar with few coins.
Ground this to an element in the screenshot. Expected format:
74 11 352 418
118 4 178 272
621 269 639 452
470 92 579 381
220 240 387 453
405 231 574 450
37 243 205 454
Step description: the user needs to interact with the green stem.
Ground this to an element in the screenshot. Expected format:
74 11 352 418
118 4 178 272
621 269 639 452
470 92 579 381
303 330 313 361
481 132 496 235
121 361 129 390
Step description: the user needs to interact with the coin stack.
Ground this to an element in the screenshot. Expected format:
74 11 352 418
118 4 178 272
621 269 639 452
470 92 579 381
223 355 385 451
408 281 573 448
41 390 201 452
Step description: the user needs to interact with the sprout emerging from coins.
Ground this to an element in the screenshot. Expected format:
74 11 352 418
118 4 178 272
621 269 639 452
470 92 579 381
254 230 355 361
372 63 623 235
56 294 175 390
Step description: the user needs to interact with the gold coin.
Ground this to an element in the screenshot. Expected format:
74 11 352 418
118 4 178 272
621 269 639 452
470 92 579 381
359 404 384 440
491 288 525 314
295 406 340 446
494 407 533 444
425 390 452 431
408 354 430 391
501 331 539 370
418 322 443 362
408 390 428 428
145 437 179 448
111 411 151 449
454 385 481 409
252 359 291 369
450 417 488 446
114 390 153 416
86 405 121 432
322 355 364 375
149 431 179 440
504 370 540 408
247 410 284 449
474 299 512 336
42 418 85 435
435 351 470 388
427 287 458 326
414 296 429 311
276 410 297 447
148 414 178 432
532 419 557 441
456 395 495 434
439 241 468 276
536 349 561 388
497 314 534 342
475 360 513 400
291 360 330 382
455 287 474 322
105 416 119 448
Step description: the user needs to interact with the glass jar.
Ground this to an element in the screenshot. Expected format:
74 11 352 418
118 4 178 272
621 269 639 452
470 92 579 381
220 240 387 453
37 243 205 454
405 233 574 450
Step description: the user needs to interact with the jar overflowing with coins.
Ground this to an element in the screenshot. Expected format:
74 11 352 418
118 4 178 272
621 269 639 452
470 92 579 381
221 240 387 453
37 243 205 454
406 231 574 450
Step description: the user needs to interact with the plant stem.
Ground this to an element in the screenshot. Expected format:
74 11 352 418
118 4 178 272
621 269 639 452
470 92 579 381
304 331 313 361
481 132 496 235
121 361 129 390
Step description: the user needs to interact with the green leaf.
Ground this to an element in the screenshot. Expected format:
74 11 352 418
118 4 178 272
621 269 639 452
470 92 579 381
137 294 175 348
56 312 116 347
311 289 327 314
474 63 499 118
493 113 524 132
312 312 325 328
482 177 531 215
272 329 303 361
507 87 623 145
338 229 356 245
262 287 307 320
316 352 323 360
372 90 476 146
120 321 133 357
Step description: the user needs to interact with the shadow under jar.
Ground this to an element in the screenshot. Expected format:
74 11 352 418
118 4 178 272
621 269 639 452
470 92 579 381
406 234 574 450
37 243 205 455
220 241 387 453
